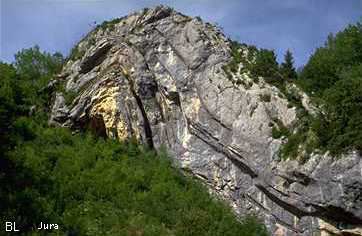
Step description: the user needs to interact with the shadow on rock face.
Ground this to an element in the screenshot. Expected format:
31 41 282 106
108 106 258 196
88 115 107 138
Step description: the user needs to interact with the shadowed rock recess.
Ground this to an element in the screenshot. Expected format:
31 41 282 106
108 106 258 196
49 6 362 236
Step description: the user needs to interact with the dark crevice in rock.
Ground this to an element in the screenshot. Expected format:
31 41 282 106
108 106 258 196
218 85 235 93
136 77 158 99
289 171 315 186
159 86 181 106
123 101 137 138
278 173 315 187
309 204 362 225
80 43 113 74
127 77 154 149
255 184 309 218
88 115 108 138
244 193 301 233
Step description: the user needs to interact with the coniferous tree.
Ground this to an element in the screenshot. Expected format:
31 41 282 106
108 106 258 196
251 49 280 79
280 49 297 80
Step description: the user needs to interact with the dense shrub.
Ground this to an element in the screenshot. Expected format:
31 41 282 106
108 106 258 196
223 41 284 89
250 49 281 81
6 120 268 235
300 22 362 96
14 46 64 107
320 69 362 154
0 63 20 152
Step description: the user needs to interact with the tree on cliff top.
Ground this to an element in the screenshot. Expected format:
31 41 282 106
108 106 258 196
280 49 297 80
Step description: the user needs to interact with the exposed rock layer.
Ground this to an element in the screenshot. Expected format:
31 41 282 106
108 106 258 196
50 6 362 235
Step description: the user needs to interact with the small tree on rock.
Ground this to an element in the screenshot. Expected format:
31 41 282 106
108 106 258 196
280 49 297 80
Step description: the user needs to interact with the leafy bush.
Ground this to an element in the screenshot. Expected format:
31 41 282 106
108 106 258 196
300 22 362 96
320 70 362 155
271 119 290 139
250 49 281 81
280 131 304 159
223 41 283 88
14 46 64 107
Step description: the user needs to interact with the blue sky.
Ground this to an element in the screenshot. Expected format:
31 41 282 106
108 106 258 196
1 0 361 66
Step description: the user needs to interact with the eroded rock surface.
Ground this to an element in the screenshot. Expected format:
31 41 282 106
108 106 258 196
50 6 362 235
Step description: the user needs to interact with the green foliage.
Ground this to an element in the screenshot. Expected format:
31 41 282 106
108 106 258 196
280 49 297 80
272 126 288 140
280 131 304 159
223 41 282 87
320 70 362 154
286 21 362 158
96 18 123 32
250 49 281 81
69 45 85 61
5 121 268 235
0 63 21 151
14 45 64 106
229 41 245 73
271 127 282 139
63 90 79 106
15 45 63 80
271 119 290 140
300 23 362 95
222 41 248 80
0 64 27 224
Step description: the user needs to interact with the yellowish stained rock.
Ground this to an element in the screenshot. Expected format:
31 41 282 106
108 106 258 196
90 86 129 140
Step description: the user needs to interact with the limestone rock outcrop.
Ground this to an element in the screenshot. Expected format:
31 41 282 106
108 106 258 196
49 6 362 235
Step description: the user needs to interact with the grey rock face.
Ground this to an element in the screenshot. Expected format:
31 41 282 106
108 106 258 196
50 6 362 235
49 92 69 125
